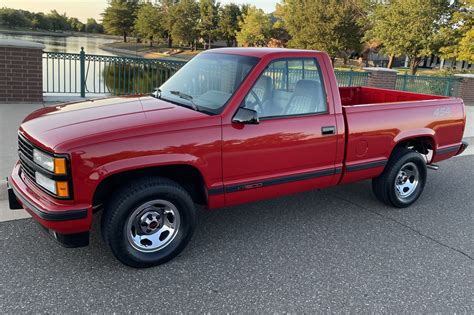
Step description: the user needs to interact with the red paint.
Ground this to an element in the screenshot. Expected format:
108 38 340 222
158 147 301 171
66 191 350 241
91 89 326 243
9 48 467 236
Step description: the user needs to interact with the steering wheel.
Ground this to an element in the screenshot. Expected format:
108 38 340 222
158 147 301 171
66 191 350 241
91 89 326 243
247 90 264 114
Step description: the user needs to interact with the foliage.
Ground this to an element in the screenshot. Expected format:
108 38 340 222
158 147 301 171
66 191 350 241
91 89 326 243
31 13 52 30
68 17 85 32
198 0 220 47
219 3 242 47
159 0 180 48
0 7 103 33
134 3 164 46
0 8 31 28
85 18 104 34
439 0 474 64
366 0 451 74
45 10 70 31
236 6 272 47
276 0 363 61
171 0 200 48
269 14 290 47
102 0 139 42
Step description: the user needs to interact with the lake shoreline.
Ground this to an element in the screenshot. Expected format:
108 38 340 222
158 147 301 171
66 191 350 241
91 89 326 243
100 42 198 61
0 28 121 40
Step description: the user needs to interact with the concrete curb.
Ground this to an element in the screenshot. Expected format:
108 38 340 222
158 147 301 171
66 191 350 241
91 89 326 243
0 180 7 201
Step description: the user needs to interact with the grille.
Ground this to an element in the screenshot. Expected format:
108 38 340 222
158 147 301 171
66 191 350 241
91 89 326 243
18 134 36 182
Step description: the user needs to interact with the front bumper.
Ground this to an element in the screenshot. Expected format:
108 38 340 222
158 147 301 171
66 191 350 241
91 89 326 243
7 163 92 247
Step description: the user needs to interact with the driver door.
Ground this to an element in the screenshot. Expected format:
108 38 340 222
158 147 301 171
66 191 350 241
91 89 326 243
222 58 338 206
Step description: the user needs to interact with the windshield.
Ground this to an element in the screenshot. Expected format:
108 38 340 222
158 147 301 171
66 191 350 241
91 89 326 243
159 53 260 114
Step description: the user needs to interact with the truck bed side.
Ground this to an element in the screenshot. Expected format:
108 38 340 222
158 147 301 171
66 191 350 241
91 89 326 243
338 95 465 184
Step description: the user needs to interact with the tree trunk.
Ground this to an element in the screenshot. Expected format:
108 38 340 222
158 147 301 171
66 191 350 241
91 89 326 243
330 57 336 67
149 37 153 47
208 38 211 50
409 57 421 75
168 36 172 48
387 54 395 69
123 32 127 43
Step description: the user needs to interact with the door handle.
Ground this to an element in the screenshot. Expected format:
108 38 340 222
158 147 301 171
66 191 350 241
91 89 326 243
321 126 336 135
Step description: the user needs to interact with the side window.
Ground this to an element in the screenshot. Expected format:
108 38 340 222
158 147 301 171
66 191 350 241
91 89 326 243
243 58 327 118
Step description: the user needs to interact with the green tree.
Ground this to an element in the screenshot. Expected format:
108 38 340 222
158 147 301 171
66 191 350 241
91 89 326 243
159 0 179 48
102 0 139 42
135 3 164 46
198 0 220 48
276 0 363 63
236 6 271 47
366 0 451 74
68 17 85 32
219 3 242 47
46 10 70 31
31 12 51 30
85 18 104 33
0 8 31 28
439 0 474 64
171 0 200 49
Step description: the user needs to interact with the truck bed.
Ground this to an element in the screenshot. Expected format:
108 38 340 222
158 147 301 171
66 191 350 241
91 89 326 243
339 87 446 106
338 87 465 184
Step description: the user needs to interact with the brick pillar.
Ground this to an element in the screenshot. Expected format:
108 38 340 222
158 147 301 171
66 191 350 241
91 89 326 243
363 67 398 90
0 39 45 103
454 74 474 105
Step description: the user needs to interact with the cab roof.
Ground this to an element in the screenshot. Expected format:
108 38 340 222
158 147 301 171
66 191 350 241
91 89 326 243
202 47 321 58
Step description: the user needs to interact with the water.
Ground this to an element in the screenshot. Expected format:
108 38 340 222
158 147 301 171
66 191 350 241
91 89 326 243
1 34 183 96
1 33 122 95
0 33 116 55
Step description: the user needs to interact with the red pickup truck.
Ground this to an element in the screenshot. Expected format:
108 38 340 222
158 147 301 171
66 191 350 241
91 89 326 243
8 48 468 267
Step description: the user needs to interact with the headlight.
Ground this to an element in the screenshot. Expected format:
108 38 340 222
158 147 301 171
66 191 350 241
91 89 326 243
35 172 70 198
33 149 67 175
33 149 54 172
35 172 57 194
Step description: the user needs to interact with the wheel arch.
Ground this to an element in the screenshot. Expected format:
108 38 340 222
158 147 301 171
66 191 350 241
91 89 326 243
391 131 437 159
92 164 209 209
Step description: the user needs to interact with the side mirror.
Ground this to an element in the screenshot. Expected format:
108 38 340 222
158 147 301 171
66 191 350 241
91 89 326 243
232 107 259 125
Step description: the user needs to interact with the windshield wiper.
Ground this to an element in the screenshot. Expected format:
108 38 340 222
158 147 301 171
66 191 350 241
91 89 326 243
169 90 199 111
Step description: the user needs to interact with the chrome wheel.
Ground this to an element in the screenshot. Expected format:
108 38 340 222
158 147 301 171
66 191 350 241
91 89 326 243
126 200 180 253
394 162 419 199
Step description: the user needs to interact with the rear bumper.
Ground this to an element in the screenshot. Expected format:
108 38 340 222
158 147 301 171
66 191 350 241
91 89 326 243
433 140 469 162
7 163 92 247
455 140 469 156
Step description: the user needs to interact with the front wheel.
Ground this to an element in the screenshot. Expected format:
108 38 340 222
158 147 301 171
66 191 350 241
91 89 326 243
101 177 196 268
372 148 427 208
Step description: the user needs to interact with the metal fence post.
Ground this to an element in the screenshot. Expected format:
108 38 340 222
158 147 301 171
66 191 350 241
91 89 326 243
402 71 408 91
445 77 453 96
80 47 85 98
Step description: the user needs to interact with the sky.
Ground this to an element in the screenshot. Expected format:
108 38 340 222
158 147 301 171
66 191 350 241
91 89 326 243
2 0 279 23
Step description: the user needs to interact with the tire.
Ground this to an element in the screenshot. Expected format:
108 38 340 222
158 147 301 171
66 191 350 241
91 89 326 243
101 177 196 268
372 148 427 208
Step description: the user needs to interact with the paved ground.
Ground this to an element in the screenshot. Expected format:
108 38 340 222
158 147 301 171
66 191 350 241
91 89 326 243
0 155 472 313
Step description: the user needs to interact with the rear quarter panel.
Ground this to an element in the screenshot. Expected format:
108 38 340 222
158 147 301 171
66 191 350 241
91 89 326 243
340 98 465 184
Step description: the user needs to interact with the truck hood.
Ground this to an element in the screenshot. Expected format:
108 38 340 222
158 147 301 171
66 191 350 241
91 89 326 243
20 96 211 151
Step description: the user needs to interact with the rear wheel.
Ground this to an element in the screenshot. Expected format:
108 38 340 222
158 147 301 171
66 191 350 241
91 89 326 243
372 148 427 208
101 177 196 268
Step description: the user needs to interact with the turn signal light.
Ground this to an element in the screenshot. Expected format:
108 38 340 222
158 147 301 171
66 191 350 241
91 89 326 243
54 158 67 175
56 181 70 198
